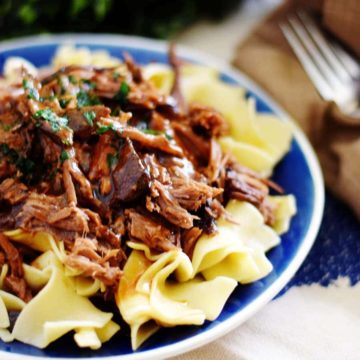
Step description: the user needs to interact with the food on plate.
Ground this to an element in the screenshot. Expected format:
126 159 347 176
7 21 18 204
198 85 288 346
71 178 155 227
0 45 296 350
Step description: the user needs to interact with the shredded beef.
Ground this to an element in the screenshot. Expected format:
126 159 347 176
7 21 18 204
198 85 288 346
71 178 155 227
16 193 89 236
0 233 32 302
99 117 184 157
111 139 149 203
148 180 194 229
65 254 122 287
181 227 202 258
65 236 123 283
4 276 32 303
206 139 223 183
169 43 186 113
170 176 223 211
0 46 284 297
0 178 29 205
188 103 228 138
67 105 111 139
126 209 179 252
172 122 210 165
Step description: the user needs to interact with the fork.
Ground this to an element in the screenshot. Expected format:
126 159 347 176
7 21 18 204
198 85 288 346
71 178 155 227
280 11 360 117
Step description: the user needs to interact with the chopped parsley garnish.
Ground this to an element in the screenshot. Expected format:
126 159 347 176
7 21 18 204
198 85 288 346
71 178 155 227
59 98 71 109
62 139 71 146
81 79 96 90
142 128 173 140
22 78 39 101
113 71 120 80
96 123 114 135
60 150 70 163
0 143 35 178
68 75 77 84
83 111 96 126
113 81 129 106
33 108 69 133
142 129 162 136
107 153 118 169
76 90 101 107
1 119 21 132
40 95 56 102
110 107 121 116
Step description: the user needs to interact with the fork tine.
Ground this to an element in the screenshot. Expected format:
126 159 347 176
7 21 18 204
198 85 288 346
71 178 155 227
280 23 334 101
330 42 360 79
288 16 344 91
297 11 352 83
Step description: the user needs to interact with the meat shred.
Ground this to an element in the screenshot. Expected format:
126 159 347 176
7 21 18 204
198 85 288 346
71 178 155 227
0 234 32 302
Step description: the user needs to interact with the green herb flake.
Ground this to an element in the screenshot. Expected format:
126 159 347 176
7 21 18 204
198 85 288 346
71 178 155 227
34 108 69 133
28 88 40 101
113 71 120 80
96 123 114 135
59 98 71 109
0 143 35 177
81 79 96 90
110 107 121 116
68 75 77 84
60 150 70 163
83 111 96 126
22 79 30 89
107 153 118 169
76 90 101 107
22 79 39 101
142 129 163 136
113 81 129 106
2 124 12 132
141 128 173 140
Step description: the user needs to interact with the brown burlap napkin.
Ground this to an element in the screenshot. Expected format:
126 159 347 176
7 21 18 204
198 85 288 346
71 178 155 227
233 0 360 219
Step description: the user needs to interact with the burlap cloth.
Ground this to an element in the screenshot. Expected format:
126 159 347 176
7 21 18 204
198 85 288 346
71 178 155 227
233 0 360 219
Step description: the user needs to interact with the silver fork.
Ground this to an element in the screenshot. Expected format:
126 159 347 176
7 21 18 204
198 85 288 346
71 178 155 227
280 11 360 117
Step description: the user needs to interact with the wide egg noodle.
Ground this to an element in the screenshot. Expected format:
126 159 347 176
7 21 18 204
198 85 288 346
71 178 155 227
142 64 175 95
116 248 237 350
0 264 8 289
11 250 120 349
218 136 274 175
116 249 157 350
5 230 103 296
127 241 164 262
0 290 26 342
2 56 38 85
0 295 9 329
4 230 53 252
23 264 51 290
268 195 297 235
73 277 102 297
52 45 121 68
192 200 281 283
162 276 236 321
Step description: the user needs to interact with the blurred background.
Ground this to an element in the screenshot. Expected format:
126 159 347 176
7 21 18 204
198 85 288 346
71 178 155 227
0 0 280 60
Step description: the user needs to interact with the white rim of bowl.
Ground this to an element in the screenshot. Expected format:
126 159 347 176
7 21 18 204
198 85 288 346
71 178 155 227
0 34 325 360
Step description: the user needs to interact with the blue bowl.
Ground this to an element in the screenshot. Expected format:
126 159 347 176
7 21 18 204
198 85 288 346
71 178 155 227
0 35 324 360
